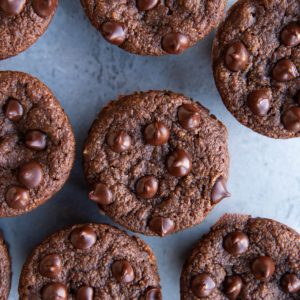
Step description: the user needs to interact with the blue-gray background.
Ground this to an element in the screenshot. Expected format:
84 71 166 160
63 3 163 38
0 1 299 299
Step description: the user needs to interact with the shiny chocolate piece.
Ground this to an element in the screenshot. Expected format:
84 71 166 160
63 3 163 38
281 22 300 47
39 254 62 278
144 287 162 300
144 121 170 145
25 130 47 150
224 275 243 300
5 186 30 209
166 149 192 177
247 89 271 116
272 59 298 82
18 161 43 189
32 0 57 17
178 103 200 129
0 0 26 15
282 107 300 132
223 231 249 255
191 273 215 297
251 256 276 281
111 260 135 283
211 177 230 203
281 274 300 294
70 226 97 250
3 98 24 121
89 183 113 205
136 176 159 199
107 130 131 153
225 41 249 72
162 32 190 54
75 286 94 300
41 282 68 300
137 0 158 11
149 216 175 236
101 22 126 46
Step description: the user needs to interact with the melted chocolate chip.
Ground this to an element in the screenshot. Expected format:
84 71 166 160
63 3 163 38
89 183 113 205
149 216 175 236
144 121 170 145
32 0 57 17
0 0 26 15
191 273 215 297
136 176 159 199
101 22 126 46
137 0 158 11
282 107 300 132
281 274 300 294
5 186 30 209
18 161 43 189
178 103 201 129
281 22 300 47
3 98 24 121
225 41 249 72
223 231 249 255
144 287 162 300
25 130 47 150
272 59 298 82
39 254 62 278
41 282 68 300
247 89 271 116
224 275 243 300
162 32 190 54
111 260 135 283
166 149 192 177
70 226 97 250
251 256 275 281
107 130 132 153
211 177 230 203
75 286 94 300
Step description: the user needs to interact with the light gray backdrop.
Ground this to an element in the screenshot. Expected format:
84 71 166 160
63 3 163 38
0 1 299 299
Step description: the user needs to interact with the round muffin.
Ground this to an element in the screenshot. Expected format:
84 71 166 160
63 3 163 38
213 0 300 138
0 71 75 217
19 223 162 299
0 0 58 60
83 91 230 236
180 214 300 299
80 0 227 56
0 232 11 299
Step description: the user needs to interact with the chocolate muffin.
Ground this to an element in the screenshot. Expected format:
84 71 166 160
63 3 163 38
0 232 11 299
213 0 300 138
0 71 75 217
0 0 58 60
83 91 230 236
80 0 227 56
180 214 300 299
19 223 162 299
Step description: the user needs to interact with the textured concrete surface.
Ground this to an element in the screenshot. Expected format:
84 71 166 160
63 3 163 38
0 1 299 299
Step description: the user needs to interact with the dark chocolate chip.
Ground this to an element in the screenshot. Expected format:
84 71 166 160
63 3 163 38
281 274 300 294
272 59 298 82
0 0 26 15
247 89 271 116
178 103 200 129
144 121 170 146
149 216 175 236
251 256 275 281
211 177 230 203
89 183 113 205
282 107 300 132
281 22 300 47
5 186 30 209
223 231 249 255
137 0 158 11
224 275 243 300
41 282 68 300
25 130 47 150
70 226 97 250
3 98 24 121
39 254 62 278
191 273 215 297
144 287 162 300
75 286 94 300
101 22 126 46
18 161 43 189
225 41 249 72
136 176 159 199
107 130 131 153
111 260 135 283
162 33 190 54
32 0 57 17
166 149 192 177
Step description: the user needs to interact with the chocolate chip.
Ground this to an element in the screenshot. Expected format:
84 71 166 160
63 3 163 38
281 274 300 293
178 104 200 129
137 0 158 11
111 260 135 283
41 282 68 300
251 256 275 281
89 183 113 205
144 287 162 300
211 177 230 203
281 22 300 47
70 226 97 250
247 89 271 116
32 0 57 17
191 273 215 297
107 130 131 153
75 286 94 300
224 275 243 300
149 216 175 236
101 22 126 46
5 186 30 209
18 161 43 189
272 59 298 82
282 107 300 132
225 41 249 72
39 254 62 278
166 149 192 177
136 176 159 199
25 130 47 150
223 231 249 255
3 98 24 121
144 121 170 146
162 32 190 54
0 0 26 15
